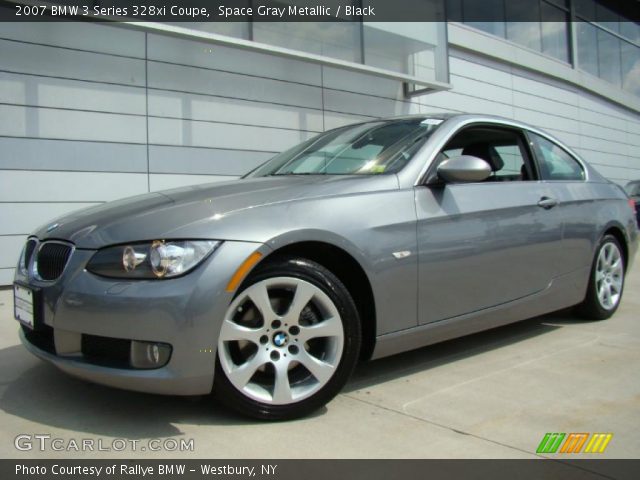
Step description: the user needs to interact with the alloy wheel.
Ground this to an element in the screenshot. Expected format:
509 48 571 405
595 241 624 310
218 277 344 405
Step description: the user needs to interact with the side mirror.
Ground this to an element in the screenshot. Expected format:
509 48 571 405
437 155 492 183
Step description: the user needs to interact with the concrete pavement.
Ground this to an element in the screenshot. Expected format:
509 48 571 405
0 262 638 459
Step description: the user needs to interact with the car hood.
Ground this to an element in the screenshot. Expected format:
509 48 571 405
33 175 399 249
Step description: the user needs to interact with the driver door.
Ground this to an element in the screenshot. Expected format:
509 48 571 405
415 124 565 325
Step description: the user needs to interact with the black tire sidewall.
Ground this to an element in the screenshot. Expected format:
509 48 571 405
213 256 361 420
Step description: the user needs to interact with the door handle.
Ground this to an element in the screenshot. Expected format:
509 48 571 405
537 196 559 209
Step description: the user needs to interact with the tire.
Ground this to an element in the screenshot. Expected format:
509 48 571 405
214 256 361 420
576 234 625 320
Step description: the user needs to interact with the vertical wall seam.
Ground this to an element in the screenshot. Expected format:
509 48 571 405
320 65 325 132
145 32 150 192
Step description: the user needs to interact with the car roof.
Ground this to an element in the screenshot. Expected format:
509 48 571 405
346 113 542 132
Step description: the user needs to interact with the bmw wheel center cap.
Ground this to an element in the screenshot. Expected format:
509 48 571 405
273 332 288 347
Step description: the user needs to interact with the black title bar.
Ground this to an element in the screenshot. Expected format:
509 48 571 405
3 459 640 480
1 0 638 23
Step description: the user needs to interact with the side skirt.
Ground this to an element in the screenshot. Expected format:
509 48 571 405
371 266 589 360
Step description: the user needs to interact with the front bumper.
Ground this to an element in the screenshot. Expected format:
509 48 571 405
15 240 266 396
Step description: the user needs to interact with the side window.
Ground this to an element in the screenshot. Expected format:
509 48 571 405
626 182 640 198
439 126 535 181
529 133 585 181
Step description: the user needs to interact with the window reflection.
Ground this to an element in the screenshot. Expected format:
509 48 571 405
506 1 541 52
574 0 639 96
541 4 569 62
165 22 250 39
253 22 363 63
622 43 640 95
453 0 638 96
363 23 442 82
597 28 622 86
455 0 570 63
577 21 599 77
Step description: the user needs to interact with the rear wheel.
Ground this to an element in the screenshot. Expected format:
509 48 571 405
576 234 625 320
214 256 361 420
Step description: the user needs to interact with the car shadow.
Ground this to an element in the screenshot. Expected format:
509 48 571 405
0 311 579 438
345 312 572 393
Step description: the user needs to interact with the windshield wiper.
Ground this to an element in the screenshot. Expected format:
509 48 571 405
269 172 327 176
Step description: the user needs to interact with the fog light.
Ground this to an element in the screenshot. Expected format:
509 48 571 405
130 341 171 369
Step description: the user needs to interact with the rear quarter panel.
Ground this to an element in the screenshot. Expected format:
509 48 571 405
557 180 638 273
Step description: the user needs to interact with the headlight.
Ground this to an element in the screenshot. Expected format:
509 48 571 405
16 237 37 276
86 240 220 279
17 243 29 276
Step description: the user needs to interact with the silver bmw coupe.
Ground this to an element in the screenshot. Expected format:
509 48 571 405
13 114 638 419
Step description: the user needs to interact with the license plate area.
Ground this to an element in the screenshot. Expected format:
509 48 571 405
14 283 42 330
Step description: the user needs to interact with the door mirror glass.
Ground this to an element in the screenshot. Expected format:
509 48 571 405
437 156 492 183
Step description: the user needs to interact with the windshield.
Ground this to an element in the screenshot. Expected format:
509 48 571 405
249 118 442 177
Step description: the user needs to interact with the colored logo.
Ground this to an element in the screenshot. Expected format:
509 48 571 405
537 433 613 454
273 332 288 347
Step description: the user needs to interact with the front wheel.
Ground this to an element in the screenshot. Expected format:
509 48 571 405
214 256 361 420
576 234 625 320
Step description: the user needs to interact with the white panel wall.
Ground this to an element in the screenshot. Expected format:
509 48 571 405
1 20 638 285
0 21 421 284
0 21 146 284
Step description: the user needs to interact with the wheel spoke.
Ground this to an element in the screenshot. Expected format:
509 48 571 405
228 353 266 388
219 319 262 344
603 285 612 308
272 362 293 403
598 283 606 304
298 349 335 384
299 316 342 342
247 283 276 321
610 257 621 271
612 277 623 291
284 282 316 324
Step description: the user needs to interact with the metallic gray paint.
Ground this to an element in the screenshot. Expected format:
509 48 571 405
15 114 639 395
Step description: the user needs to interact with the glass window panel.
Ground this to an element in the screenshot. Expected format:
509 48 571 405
541 3 570 62
544 0 569 9
255 119 439 176
530 133 585 181
445 0 463 22
626 181 640 197
595 2 620 33
252 0 362 63
463 0 506 38
577 21 600 77
162 0 251 39
165 22 250 39
621 42 640 95
363 22 443 81
597 28 622 86
574 0 596 20
494 145 526 178
253 22 363 63
465 21 506 38
506 1 541 52
620 22 640 43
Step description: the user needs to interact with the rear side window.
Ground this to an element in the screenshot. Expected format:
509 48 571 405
529 133 585 181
